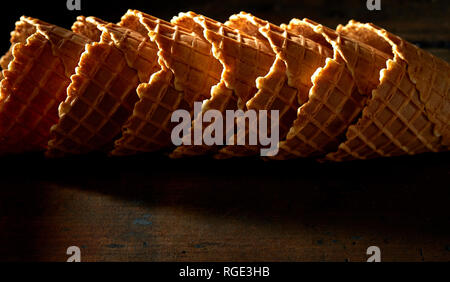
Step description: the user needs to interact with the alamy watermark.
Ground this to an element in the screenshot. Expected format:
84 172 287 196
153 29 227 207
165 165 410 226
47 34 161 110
366 0 381 10
171 102 280 156
66 0 81 10
367 246 381 262
66 246 81 262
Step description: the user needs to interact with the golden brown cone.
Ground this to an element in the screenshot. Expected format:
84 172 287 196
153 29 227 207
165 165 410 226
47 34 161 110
139 11 222 106
112 10 188 156
111 10 222 156
212 13 292 159
0 17 89 154
46 17 159 157
325 21 448 161
170 12 275 158
113 67 189 155
271 19 387 159
216 14 333 159
361 22 450 147
313 20 390 96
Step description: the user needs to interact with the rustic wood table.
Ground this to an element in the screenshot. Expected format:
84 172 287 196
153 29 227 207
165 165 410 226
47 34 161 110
0 152 448 262
0 0 449 262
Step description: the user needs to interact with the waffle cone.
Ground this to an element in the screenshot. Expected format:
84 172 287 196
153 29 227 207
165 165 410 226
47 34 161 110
140 11 222 106
171 12 275 158
110 10 221 156
270 19 389 159
212 13 285 159
46 17 159 157
112 10 188 156
372 23 450 147
216 14 333 159
0 17 89 154
325 21 449 161
113 66 189 155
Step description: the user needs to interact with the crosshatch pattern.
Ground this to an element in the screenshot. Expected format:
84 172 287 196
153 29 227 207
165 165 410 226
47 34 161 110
47 16 163 157
0 19 88 154
74 16 161 84
172 13 276 158
0 10 447 161
324 21 448 161
201 14 277 159
113 11 188 155
219 19 332 159
261 22 333 104
171 82 238 158
274 56 366 159
47 42 140 157
113 68 189 155
326 59 443 161
120 11 224 157
170 14 239 158
317 23 391 97
100 23 160 83
139 12 222 107
217 58 299 159
382 28 450 147
200 14 275 106
273 21 392 160
217 16 333 159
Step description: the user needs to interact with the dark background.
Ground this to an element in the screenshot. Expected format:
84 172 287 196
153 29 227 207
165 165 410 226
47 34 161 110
0 0 449 262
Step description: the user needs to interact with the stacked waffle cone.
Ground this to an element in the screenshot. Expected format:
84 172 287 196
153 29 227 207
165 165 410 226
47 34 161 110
0 10 448 161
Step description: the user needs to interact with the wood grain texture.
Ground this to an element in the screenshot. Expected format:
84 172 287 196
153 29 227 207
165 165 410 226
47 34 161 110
0 151 449 262
0 0 449 262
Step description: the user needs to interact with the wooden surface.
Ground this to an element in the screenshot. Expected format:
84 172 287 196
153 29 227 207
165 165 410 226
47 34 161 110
0 152 449 262
0 0 449 262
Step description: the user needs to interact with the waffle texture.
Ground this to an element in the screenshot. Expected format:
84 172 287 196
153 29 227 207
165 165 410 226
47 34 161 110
272 19 390 159
46 16 159 156
171 12 276 158
216 14 333 159
0 12 447 161
325 21 449 161
0 17 89 154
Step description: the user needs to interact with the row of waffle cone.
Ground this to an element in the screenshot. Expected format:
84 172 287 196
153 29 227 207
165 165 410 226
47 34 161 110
0 10 448 161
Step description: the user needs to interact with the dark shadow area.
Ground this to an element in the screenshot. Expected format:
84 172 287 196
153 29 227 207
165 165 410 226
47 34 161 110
0 151 449 248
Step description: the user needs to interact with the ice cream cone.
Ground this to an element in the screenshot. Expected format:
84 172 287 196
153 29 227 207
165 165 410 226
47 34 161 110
325 21 449 161
46 16 159 157
216 14 333 159
139 11 223 106
368 22 450 148
269 19 390 159
0 17 89 154
129 12 222 157
109 10 221 156
109 11 186 156
170 12 276 158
